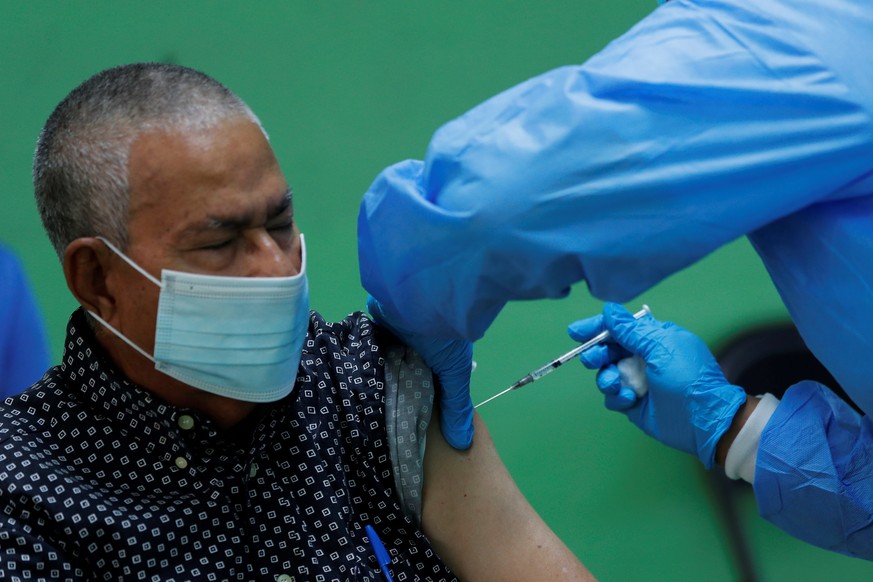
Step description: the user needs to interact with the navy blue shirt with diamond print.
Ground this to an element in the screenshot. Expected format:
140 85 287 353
0 309 456 582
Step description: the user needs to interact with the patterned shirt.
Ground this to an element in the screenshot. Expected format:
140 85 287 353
0 309 456 581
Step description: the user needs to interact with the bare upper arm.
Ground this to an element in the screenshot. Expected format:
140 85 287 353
421 412 595 581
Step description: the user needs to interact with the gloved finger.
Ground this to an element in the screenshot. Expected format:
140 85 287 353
595 364 622 395
578 344 610 369
578 341 629 368
438 379 474 450
368 291 476 449
604 386 638 411
567 314 605 343
431 338 474 375
431 339 475 450
570 310 636 368
602 302 669 362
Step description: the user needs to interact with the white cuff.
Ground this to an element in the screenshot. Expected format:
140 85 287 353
724 393 780 483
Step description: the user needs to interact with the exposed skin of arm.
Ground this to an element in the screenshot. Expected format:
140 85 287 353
421 411 595 581
715 395 759 466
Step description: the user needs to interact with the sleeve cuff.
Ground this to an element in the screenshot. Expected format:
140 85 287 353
724 393 780 483
382 342 435 525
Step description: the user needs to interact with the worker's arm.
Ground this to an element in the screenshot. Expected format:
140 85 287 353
571 304 873 559
421 411 594 581
359 0 873 453
358 0 873 343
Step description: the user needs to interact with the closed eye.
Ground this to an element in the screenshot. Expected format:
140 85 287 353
268 219 293 231
200 238 234 251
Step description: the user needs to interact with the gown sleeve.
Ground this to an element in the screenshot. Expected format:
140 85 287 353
357 0 873 340
755 381 873 559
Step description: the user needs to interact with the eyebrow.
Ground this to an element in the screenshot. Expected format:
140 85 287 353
197 188 293 233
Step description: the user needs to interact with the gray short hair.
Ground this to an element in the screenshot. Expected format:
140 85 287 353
33 63 265 259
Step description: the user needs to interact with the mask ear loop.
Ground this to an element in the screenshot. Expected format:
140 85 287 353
86 236 161 363
96 236 162 287
86 310 157 364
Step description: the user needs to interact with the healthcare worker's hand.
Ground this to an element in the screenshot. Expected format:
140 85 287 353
367 296 474 450
568 303 746 468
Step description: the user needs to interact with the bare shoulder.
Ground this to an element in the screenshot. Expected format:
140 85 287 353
421 412 596 582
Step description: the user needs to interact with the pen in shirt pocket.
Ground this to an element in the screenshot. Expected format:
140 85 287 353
365 525 394 582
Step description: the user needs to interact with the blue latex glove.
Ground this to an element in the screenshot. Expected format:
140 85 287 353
367 296 474 450
568 303 746 468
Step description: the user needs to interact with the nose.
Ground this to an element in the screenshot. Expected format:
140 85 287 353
245 229 301 277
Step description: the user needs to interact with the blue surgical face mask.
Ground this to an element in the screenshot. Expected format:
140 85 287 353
90 235 309 403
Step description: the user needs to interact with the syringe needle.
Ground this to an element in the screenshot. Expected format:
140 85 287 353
474 305 650 409
473 374 534 408
474 386 515 409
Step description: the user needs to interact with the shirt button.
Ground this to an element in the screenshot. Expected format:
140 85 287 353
249 463 258 478
277 575 293 582
174 456 189 470
177 415 195 430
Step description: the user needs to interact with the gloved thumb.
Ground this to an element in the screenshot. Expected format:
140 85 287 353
439 387 474 450
430 338 475 449
368 294 475 450
603 302 667 362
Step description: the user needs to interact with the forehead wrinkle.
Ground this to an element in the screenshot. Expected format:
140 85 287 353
202 213 251 232
185 187 292 235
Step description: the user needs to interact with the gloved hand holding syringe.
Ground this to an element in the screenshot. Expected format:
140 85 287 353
474 305 651 408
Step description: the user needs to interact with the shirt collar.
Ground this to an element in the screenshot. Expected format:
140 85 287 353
60 308 273 455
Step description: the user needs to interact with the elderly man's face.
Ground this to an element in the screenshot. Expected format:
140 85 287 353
103 117 301 401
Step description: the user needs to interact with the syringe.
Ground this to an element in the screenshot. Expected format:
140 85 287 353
474 305 651 408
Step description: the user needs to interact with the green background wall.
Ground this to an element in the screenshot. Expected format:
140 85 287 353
3 2 871 579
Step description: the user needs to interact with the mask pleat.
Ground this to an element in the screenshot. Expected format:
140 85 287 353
102 234 312 401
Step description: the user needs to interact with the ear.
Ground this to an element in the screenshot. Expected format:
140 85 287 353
63 237 117 322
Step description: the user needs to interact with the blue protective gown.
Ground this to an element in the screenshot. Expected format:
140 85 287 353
0 246 50 397
357 0 873 558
